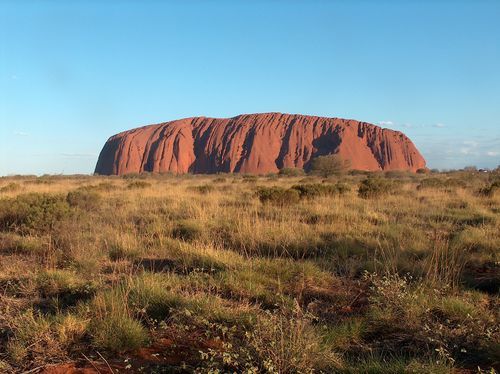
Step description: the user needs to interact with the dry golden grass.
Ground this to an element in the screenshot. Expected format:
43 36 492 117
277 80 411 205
0 171 498 372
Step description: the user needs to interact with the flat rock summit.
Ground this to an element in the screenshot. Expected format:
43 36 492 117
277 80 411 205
95 113 426 175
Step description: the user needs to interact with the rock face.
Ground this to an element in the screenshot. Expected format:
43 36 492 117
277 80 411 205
95 113 426 175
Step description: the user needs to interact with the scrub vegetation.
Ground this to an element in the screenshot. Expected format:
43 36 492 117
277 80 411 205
0 168 498 373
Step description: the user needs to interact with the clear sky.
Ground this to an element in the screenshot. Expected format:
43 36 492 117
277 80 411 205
1 0 499 175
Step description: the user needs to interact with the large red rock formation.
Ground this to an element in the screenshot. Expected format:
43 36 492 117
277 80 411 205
95 113 426 175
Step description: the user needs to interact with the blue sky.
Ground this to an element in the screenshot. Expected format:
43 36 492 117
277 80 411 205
1 0 499 175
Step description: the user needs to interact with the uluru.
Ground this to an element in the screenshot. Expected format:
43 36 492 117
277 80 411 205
95 113 426 175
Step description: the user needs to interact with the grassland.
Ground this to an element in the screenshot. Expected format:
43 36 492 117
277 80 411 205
0 170 498 373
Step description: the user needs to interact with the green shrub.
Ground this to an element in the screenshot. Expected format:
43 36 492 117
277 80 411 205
128 274 183 320
122 172 147 180
436 296 477 323
36 270 96 307
446 178 468 188
279 167 305 177
416 168 430 174
309 154 350 177
291 182 350 199
249 311 340 372
108 243 140 261
242 175 258 183
90 288 149 352
417 177 443 189
348 170 372 176
89 182 115 192
66 189 101 211
188 184 214 194
0 193 70 234
479 180 500 196
91 314 147 352
358 178 395 198
29 176 55 185
0 183 21 193
385 170 410 178
172 220 203 241
6 310 88 364
338 357 451 374
323 319 365 351
0 233 45 256
417 178 467 190
257 187 300 206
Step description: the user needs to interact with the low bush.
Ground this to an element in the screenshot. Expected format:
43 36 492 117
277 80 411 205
417 177 442 189
127 274 184 321
36 270 96 308
66 189 101 211
417 177 467 190
188 184 214 194
478 180 500 196
435 296 477 323
122 172 148 180
213 177 226 183
90 289 149 352
364 273 499 368
0 233 45 256
416 168 430 174
0 193 70 234
384 170 410 178
87 182 115 192
279 167 305 177
292 182 350 198
348 170 372 176
0 182 21 193
172 220 204 241
257 187 300 206
108 243 140 261
358 178 395 198
6 310 87 364
309 154 350 177
338 358 451 374
126 181 152 189
249 310 340 372
242 175 258 183
91 313 148 352
28 176 55 185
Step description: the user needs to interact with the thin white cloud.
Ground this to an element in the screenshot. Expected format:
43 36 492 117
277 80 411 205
463 140 478 147
433 123 446 128
13 131 29 136
11 75 18 80
458 140 480 156
378 121 393 126
417 136 499 169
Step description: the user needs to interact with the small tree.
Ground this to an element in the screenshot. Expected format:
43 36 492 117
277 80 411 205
416 168 429 174
278 167 305 177
309 154 350 178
